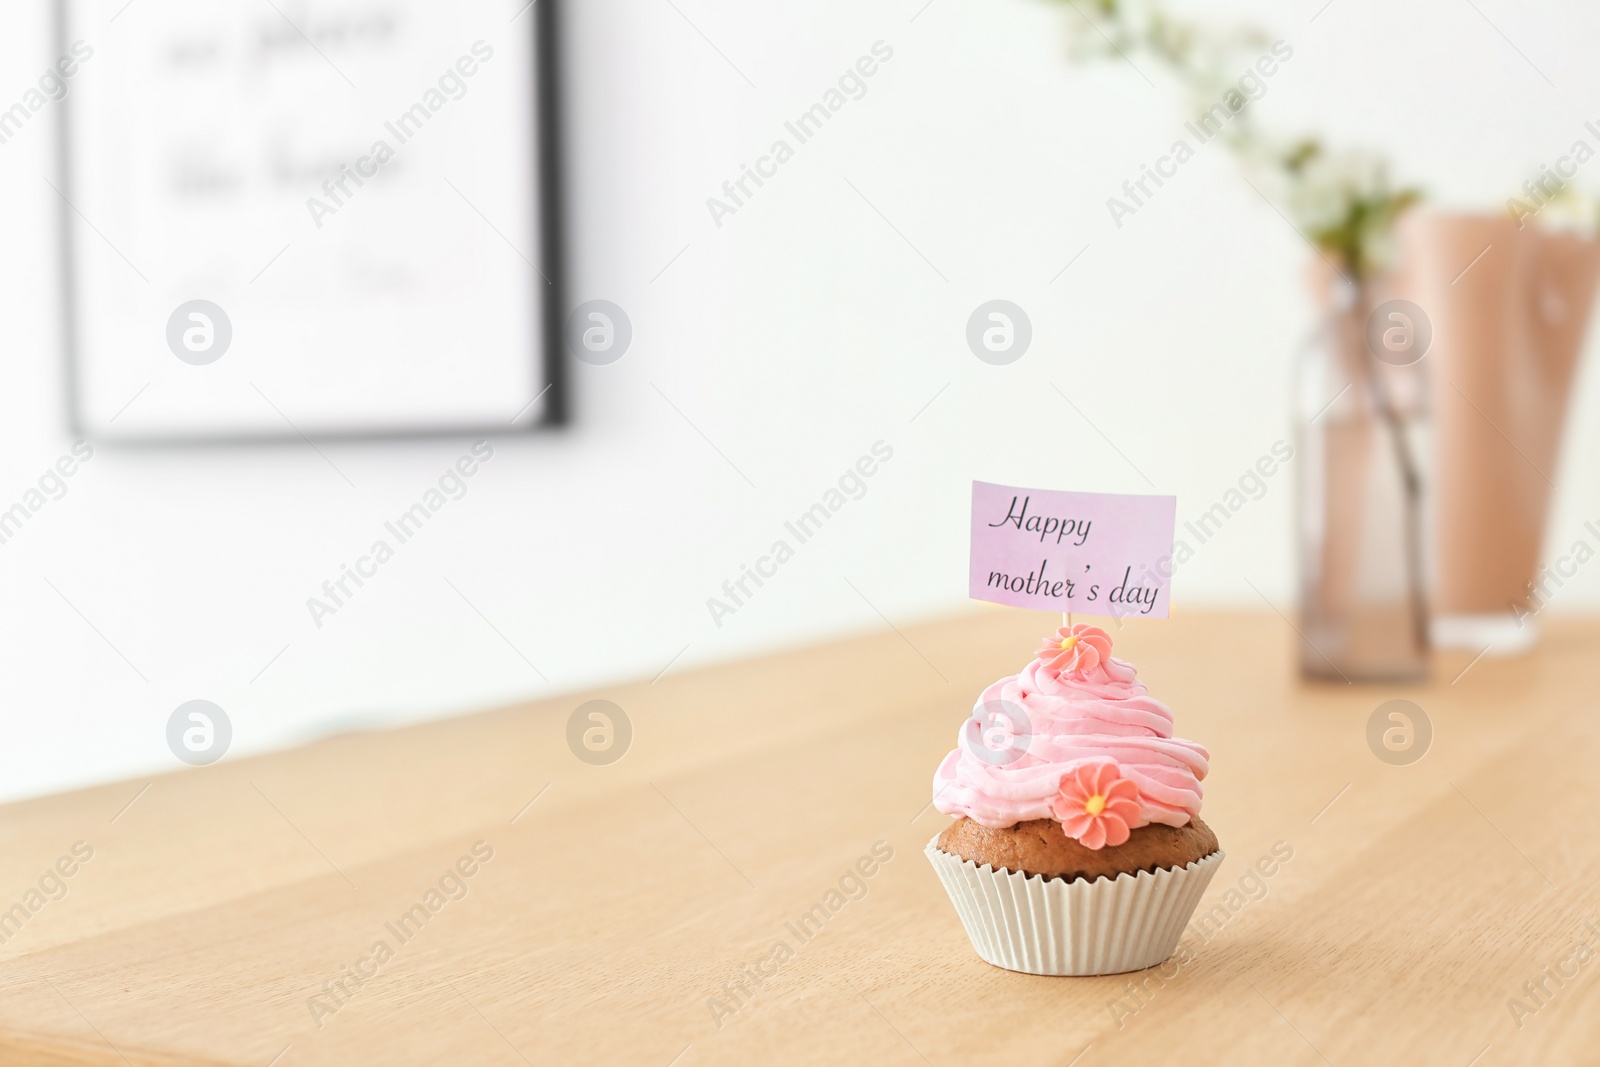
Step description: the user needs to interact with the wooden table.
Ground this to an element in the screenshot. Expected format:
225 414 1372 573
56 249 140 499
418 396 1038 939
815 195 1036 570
2 610 1597 1066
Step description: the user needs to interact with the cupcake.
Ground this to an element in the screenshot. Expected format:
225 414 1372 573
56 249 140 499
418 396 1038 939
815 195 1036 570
925 623 1223 976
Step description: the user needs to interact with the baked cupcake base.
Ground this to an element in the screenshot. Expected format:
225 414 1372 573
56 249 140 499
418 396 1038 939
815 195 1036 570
937 816 1219 882
926 826 1223 976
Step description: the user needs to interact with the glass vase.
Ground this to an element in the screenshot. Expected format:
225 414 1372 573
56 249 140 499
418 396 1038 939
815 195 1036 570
1295 277 1432 681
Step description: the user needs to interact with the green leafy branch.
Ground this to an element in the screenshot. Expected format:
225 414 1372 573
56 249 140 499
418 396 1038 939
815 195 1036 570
1057 0 1423 279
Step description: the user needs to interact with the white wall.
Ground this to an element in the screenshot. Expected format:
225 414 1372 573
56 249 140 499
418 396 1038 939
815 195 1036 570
3 0 1599 802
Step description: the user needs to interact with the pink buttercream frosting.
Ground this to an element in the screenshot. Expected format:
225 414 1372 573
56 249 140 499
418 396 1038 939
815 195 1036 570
932 635 1208 832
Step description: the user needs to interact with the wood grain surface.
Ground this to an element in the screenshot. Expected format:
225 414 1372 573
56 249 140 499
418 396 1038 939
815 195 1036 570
1 609 1597 1066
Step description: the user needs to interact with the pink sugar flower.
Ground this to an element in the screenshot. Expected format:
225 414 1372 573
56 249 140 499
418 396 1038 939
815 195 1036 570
1051 761 1141 850
1034 624 1113 676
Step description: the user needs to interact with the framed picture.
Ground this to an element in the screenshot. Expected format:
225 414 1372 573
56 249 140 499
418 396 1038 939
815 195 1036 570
56 0 565 442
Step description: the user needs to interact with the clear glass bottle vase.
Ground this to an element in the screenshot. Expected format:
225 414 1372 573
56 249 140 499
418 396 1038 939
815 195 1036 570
1295 278 1432 681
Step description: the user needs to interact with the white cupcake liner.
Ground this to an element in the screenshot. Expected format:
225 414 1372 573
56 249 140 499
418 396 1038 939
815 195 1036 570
925 837 1224 976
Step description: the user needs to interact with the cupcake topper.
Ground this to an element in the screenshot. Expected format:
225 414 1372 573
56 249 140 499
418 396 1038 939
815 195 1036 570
968 481 1178 620
962 481 1184 850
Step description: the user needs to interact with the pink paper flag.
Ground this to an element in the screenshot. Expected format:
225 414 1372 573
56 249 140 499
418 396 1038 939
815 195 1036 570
969 481 1177 618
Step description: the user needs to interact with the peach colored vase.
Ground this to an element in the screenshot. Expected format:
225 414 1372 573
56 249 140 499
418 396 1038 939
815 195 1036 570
1393 213 1600 653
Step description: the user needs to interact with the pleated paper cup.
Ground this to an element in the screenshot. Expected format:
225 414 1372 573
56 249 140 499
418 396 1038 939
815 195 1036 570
925 838 1224 976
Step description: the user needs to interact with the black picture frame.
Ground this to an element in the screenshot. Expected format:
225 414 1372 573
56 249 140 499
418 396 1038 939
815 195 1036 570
55 0 568 445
